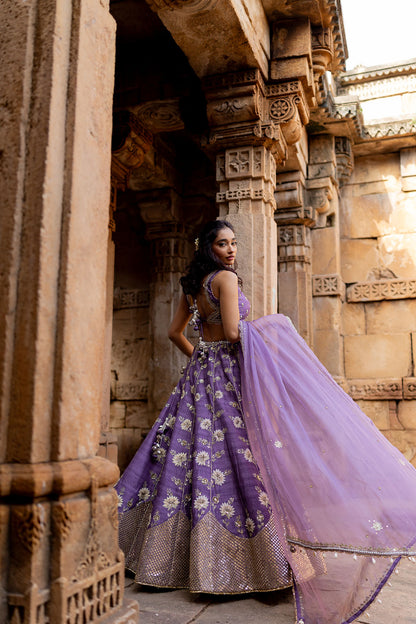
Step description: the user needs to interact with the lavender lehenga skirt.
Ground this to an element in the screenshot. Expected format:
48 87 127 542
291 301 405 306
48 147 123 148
116 314 416 623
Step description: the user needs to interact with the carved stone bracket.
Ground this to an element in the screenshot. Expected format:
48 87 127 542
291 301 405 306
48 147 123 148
306 177 335 227
311 26 333 104
347 279 416 302
274 171 310 225
313 274 344 298
335 136 354 185
266 80 309 146
110 111 153 233
112 112 153 190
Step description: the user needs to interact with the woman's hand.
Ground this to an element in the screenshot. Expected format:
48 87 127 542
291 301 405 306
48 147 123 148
168 292 194 357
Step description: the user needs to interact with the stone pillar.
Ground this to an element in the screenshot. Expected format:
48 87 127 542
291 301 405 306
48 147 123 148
216 146 278 318
203 69 309 318
139 190 191 419
98 112 153 462
0 1 138 622
274 166 314 344
309 134 345 377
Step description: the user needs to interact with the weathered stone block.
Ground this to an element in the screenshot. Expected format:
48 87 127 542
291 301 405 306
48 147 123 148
112 428 144 473
110 401 126 429
344 334 411 379
311 228 339 275
125 401 150 428
400 148 416 177
379 234 416 279
340 193 394 239
313 329 344 376
342 303 365 335
341 239 379 284
366 300 416 334
402 176 416 192
349 153 400 185
313 296 342 331
356 400 390 430
398 401 416 429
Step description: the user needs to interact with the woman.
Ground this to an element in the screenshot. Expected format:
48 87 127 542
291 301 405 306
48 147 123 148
116 220 416 623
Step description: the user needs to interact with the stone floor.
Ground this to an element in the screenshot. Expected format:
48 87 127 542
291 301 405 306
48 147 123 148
124 559 416 624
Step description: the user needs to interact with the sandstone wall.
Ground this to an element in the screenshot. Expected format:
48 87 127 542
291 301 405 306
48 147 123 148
340 148 416 464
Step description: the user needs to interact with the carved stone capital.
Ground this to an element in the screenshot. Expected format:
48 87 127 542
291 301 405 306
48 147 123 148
203 70 288 163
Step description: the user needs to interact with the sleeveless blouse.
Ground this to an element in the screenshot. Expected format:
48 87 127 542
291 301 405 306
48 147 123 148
188 270 250 335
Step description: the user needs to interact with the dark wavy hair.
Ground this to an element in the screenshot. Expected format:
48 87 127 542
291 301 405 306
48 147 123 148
180 220 241 297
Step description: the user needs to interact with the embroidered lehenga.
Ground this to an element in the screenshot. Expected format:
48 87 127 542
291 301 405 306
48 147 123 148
116 272 416 623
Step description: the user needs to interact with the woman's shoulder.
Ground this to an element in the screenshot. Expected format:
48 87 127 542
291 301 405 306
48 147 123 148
211 269 238 284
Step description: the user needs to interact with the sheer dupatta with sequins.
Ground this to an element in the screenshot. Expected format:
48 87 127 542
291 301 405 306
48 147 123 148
239 315 416 624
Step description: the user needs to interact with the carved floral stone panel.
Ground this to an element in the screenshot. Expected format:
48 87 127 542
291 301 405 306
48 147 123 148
347 279 416 302
348 378 403 400
313 274 344 297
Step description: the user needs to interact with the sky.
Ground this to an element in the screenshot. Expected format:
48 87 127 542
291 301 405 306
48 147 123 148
341 0 416 70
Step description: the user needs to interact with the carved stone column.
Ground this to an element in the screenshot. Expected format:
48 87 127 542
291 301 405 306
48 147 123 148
308 134 344 377
0 1 138 622
139 189 192 420
203 69 309 318
97 112 153 462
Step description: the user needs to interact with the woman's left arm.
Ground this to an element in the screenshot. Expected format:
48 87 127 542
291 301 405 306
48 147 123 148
168 292 194 357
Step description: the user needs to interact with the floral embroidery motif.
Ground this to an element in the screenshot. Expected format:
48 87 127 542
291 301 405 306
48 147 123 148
200 418 211 430
163 495 179 511
194 495 209 511
212 469 226 486
258 491 269 507
213 429 225 442
172 452 188 467
138 487 150 501
371 520 383 532
196 451 210 466
233 416 244 428
181 419 192 431
274 440 283 448
220 502 235 519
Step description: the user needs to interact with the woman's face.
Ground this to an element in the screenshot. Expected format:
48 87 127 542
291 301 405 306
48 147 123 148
211 227 237 266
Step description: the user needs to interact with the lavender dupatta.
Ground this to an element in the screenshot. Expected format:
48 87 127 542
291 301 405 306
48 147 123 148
239 315 416 624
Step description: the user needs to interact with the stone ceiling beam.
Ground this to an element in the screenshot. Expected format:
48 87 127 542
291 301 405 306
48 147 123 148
145 0 270 79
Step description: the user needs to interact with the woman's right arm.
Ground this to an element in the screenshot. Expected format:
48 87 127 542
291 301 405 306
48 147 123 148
216 271 240 343
168 292 195 357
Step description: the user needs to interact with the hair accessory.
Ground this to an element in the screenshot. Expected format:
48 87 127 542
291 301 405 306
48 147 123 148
194 237 199 251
